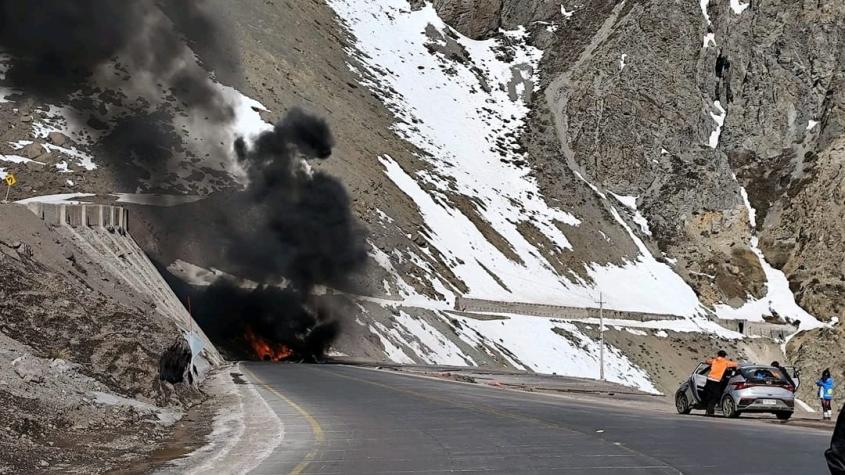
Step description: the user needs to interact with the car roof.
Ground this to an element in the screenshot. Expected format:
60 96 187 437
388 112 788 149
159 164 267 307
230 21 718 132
737 363 776 369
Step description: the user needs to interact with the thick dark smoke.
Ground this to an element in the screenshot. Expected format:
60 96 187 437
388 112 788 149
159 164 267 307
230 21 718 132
207 109 367 360
0 1 366 361
0 0 233 121
159 110 368 361
230 109 366 288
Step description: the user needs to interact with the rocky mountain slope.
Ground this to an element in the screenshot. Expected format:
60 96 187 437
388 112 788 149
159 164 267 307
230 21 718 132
0 204 210 472
1 0 841 397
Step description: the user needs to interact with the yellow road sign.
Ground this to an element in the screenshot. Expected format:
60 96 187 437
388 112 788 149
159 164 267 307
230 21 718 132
4 174 15 187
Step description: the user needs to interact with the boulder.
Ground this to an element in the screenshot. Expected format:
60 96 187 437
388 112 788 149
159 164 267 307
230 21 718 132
47 132 70 147
432 0 503 39
12 356 44 384
19 142 46 160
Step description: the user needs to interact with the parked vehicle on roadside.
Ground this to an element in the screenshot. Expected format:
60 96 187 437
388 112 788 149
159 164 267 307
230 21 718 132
675 362 799 420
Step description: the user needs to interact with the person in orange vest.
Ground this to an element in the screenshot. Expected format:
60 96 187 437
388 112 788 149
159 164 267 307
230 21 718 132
704 350 738 416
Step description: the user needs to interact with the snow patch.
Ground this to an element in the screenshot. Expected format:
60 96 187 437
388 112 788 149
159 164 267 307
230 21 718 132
610 192 637 209
0 154 41 164
709 100 726 148
16 193 95 205
700 0 712 24
619 53 627 71
730 0 750 14
716 181 821 330
610 192 651 237
452 313 659 393
330 0 593 304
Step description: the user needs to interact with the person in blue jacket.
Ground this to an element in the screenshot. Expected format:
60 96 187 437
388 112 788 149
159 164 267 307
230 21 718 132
817 368 835 420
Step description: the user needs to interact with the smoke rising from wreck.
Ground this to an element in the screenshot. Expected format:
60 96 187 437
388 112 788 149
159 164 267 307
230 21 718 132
0 1 367 360
204 110 367 361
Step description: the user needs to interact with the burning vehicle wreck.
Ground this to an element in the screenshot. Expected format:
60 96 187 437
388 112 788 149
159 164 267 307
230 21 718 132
191 280 345 363
158 109 368 365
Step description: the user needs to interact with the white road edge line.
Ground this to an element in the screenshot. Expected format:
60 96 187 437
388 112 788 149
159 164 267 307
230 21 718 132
156 363 284 475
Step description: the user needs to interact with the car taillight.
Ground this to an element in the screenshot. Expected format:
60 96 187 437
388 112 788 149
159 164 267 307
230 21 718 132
785 384 795 392
733 382 750 390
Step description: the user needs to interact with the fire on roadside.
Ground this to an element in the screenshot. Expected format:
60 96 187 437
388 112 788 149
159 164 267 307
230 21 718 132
244 327 293 362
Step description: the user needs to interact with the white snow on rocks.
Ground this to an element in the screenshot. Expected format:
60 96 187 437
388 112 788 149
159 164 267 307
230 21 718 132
716 180 821 330
730 0 750 14
333 1 708 317
738 184 756 228
449 312 658 393
329 0 587 303
715 234 821 330
0 154 41 165
619 53 628 71
699 0 712 25
610 192 652 237
561 6 575 18
389 310 473 366
597 206 703 316
708 100 726 148
807 120 819 131
16 193 96 204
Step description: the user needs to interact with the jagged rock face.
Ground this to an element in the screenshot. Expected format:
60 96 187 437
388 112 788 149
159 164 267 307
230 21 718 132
713 0 845 320
430 0 502 39
425 0 845 318
417 0 563 39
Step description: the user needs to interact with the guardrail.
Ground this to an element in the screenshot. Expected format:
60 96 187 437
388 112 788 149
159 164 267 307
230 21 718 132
454 296 682 322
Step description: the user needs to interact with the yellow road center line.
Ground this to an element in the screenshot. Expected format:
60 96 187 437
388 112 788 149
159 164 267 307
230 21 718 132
243 366 325 475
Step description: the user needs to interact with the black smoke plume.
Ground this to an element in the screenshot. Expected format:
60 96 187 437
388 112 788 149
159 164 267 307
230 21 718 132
0 1 366 361
195 109 367 360
0 0 235 191
0 0 233 119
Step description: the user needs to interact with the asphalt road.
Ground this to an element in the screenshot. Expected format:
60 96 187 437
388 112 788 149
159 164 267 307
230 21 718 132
242 363 831 474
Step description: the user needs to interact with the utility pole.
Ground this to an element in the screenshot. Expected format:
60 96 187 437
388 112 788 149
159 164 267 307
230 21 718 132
598 292 606 381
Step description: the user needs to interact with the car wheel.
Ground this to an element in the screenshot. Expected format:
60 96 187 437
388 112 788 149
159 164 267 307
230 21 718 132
722 396 739 418
675 392 691 414
776 411 792 421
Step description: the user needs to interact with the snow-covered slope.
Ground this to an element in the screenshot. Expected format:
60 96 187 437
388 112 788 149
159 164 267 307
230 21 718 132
330 0 714 317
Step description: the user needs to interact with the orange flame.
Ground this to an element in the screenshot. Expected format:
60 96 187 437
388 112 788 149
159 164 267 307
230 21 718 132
244 327 293 362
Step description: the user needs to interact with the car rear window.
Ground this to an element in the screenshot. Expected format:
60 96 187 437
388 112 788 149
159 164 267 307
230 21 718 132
741 367 786 383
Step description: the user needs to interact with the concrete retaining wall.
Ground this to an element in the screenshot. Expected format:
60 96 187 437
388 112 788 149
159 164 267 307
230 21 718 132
24 202 129 232
716 319 795 340
24 202 221 366
455 296 682 322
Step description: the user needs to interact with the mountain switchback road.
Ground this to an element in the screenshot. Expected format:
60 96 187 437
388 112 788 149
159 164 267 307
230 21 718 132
242 363 829 474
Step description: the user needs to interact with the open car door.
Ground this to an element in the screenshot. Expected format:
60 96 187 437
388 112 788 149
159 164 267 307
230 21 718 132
784 365 800 391
688 363 710 403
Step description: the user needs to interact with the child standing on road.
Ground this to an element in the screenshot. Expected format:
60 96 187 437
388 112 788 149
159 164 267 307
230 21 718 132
817 368 835 420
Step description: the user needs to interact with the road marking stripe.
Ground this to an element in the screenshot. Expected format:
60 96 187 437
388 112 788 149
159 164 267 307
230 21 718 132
243 366 325 475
